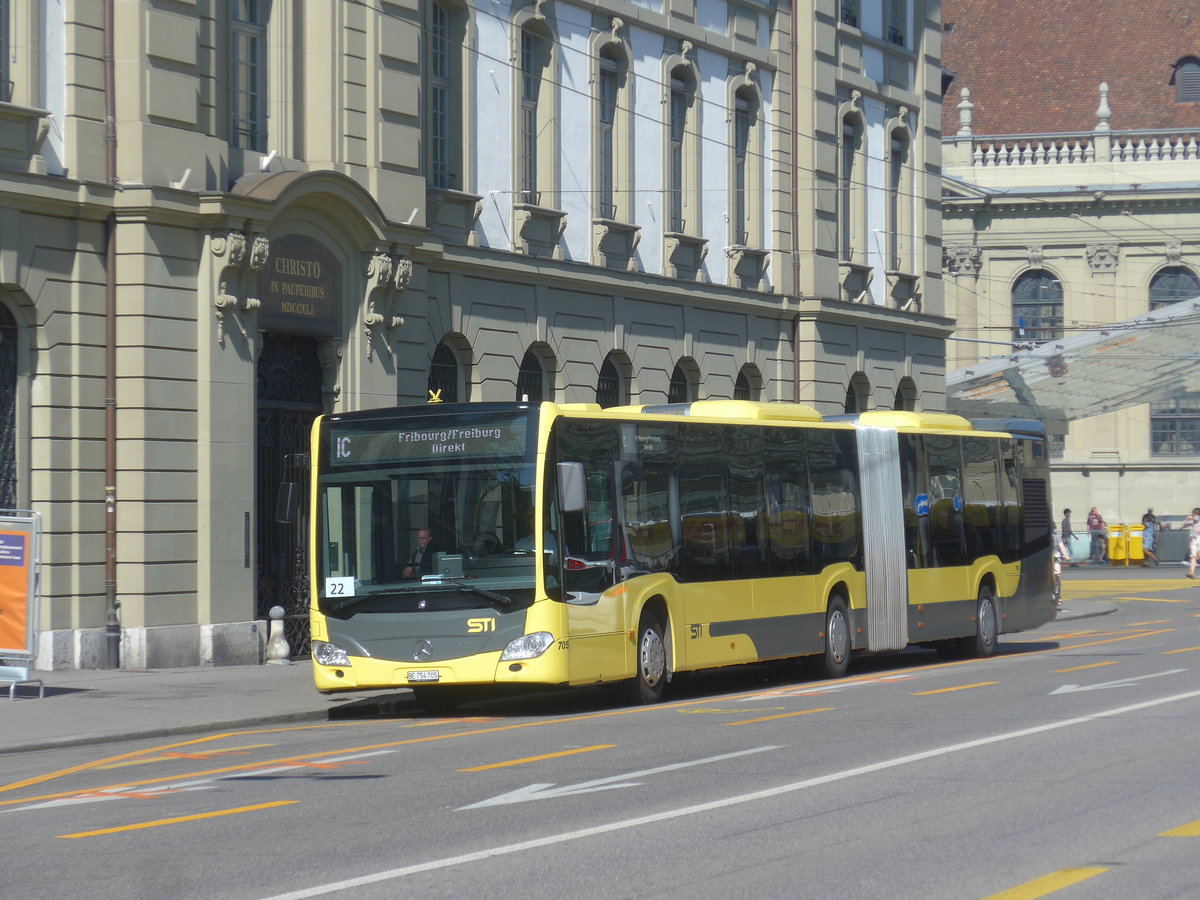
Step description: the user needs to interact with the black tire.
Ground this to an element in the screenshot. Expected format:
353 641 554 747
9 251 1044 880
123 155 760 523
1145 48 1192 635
968 584 998 657
823 594 852 678
628 610 668 704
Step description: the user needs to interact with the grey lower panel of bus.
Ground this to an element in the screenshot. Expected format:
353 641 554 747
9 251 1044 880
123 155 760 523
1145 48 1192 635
709 614 827 659
327 607 529 663
856 426 909 652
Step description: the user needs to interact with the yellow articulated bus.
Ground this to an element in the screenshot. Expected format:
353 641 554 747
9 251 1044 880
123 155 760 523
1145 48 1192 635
308 400 1056 711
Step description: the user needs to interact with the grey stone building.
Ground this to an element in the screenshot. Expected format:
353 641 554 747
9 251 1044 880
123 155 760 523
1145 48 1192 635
1 0 947 670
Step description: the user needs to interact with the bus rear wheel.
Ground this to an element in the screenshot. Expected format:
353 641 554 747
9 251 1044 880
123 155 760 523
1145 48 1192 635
823 595 852 679
628 610 668 704
968 585 998 658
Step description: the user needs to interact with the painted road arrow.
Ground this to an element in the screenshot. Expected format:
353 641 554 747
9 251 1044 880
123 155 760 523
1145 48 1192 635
458 745 781 810
1051 669 1187 695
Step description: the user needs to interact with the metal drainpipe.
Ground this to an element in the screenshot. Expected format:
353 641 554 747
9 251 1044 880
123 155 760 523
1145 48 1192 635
790 0 801 404
102 0 120 668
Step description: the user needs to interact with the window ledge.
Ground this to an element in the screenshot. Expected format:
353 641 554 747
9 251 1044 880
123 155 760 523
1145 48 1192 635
0 102 51 175
427 188 484 246
838 260 874 303
514 202 567 258
726 245 770 287
592 218 642 271
664 232 709 282
886 270 922 311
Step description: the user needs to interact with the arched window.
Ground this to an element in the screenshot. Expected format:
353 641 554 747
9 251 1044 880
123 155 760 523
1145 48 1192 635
426 0 468 189
895 377 918 411
1149 267 1200 456
731 86 761 247
734 370 752 401
594 40 631 221
517 349 548 402
1012 270 1063 342
596 354 625 408
0 304 17 508
515 20 555 204
666 62 699 233
1150 266 1200 309
839 114 864 263
668 362 695 403
1172 57 1200 103
887 128 912 272
428 341 460 403
845 372 870 413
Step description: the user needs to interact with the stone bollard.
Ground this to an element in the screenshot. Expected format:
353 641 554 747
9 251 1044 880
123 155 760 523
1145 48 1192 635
266 605 292 665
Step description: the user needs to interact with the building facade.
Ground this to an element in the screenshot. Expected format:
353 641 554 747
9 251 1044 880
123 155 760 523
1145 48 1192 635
941 0 1200 525
1 0 946 670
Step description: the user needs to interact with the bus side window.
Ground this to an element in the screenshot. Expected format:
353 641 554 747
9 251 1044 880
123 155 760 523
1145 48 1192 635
926 434 967 567
764 427 811 576
554 420 618 594
963 437 1002 561
898 433 927 568
809 429 861 569
680 423 731 583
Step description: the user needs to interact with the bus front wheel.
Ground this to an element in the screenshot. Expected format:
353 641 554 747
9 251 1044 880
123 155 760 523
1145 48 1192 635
823 595 852 679
628 611 668 704
968 585 998 658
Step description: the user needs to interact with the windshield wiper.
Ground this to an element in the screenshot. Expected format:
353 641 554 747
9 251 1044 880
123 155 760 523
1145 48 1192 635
325 593 375 613
441 578 514 607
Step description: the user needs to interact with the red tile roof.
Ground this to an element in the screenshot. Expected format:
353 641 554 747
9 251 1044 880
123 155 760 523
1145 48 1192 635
941 0 1200 136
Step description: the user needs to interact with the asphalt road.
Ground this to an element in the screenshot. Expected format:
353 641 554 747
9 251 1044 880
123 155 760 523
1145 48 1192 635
4 577 1199 899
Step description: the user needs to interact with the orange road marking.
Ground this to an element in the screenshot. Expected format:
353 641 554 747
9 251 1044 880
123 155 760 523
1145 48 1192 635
982 866 1108 899
1160 819 1200 837
1162 645 1200 655
726 708 833 726
1052 661 1118 673
57 800 297 839
1 628 1179 803
458 744 615 772
912 681 999 696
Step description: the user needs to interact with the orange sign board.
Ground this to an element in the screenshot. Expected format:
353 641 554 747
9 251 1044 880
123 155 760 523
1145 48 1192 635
0 529 31 656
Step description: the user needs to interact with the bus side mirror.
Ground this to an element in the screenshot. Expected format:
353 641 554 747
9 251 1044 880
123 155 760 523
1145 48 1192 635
557 462 587 513
276 482 299 524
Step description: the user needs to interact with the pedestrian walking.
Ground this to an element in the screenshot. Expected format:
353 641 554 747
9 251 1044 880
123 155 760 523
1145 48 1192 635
1086 507 1108 564
1061 508 1079 566
1141 511 1160 567
1185 508 1200 578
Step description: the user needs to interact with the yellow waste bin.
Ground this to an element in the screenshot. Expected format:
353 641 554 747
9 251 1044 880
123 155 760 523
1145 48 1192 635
1127 525 1144 563
1108 525 1127 564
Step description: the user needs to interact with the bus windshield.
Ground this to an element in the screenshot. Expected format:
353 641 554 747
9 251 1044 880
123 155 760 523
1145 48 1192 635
316 409 544 614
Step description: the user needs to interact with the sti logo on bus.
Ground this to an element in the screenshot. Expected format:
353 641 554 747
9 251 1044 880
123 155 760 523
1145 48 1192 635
335 437 352 458
467 617 496 633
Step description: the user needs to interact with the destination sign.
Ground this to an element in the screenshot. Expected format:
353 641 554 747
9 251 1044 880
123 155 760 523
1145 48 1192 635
330 419 529 465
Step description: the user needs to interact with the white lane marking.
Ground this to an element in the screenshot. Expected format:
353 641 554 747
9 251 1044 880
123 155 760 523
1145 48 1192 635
1051 668 1187 694
262 688 1200 900
458 745 782 809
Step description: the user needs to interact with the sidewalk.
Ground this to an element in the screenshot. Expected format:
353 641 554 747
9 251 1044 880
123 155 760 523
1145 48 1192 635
1 596 1122 756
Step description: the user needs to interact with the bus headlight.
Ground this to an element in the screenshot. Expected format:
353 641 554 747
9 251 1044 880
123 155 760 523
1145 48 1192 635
312 640 350 667
500 632 555 661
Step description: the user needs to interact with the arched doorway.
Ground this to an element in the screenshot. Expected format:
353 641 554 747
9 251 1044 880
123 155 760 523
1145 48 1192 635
0 304 16 508
256 332 324 656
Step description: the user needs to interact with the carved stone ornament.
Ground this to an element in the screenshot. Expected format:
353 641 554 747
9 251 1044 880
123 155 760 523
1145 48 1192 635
943 244 982 276
1086 243 1119 273
1026 245 1043 268
362 251 408 361
318 340 343 409
1167 242 1183 264
211 231 258 346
